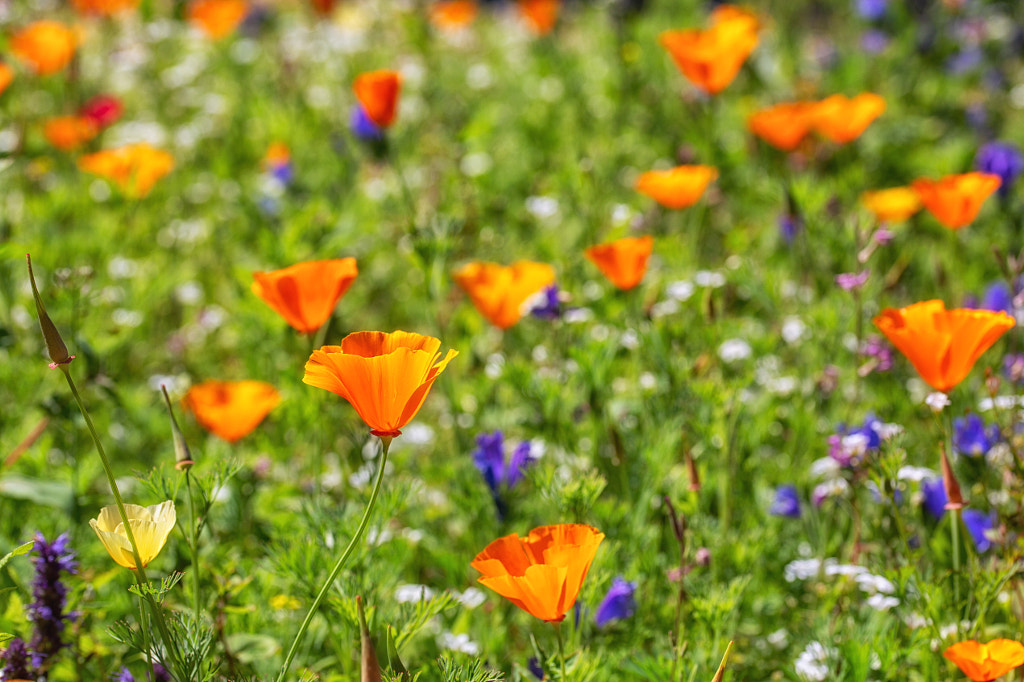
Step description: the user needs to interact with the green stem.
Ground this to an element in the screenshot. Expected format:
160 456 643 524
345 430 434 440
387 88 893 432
136 587 156 682
275 437 392 682
944 410 962 616
186 470 202 628
554 622 569 682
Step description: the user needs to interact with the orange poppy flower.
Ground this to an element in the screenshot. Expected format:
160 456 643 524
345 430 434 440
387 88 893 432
748 101 818 151
0 64 14 96
310 0 336 15
43 116 98 152
635 165 718 210
471 524 604 623
659 5 759 95
944 640 1024 682
912 172 1001 230
429 0 478 31
10 22 78 76
861 187 922 223
188 0 249 39
517 0 560 35
872 300 1014 393
452 261 556 330
71 0 139 15
810 93 885 144
183 380 281 443
78 144 174 198
303 331 457 439
584 235 654 291
252 258 359 334
353 70 402 129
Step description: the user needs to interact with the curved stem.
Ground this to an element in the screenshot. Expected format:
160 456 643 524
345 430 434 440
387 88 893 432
275 437 392 682
186 470 202 626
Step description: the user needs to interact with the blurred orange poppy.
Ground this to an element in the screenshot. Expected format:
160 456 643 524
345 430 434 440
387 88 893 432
354 70 403 129
584 235 654 291
659 5 758 95
860 187 921 223
78 144 174 198
183 380 281 443
872 300 1014 393
635 165 717 209
517 0 560 35
43 116 98 152
748 101 817 151
810 93 885 144
310 0 336 16
0 63 14 96
71 0 139 15
188 0 249 39
453 261 556 329
252 258 359 334
912 172 1001 230
471 524 604 623
303 331 457 439
10 22 78 76
944 640 1024 682
429 0 478 31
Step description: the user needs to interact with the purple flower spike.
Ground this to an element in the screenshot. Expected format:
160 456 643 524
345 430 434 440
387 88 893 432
953 414 999 457
594 577 637 627
472 431 506 492
921 478 947 521
962 509 996 553
113 667 137 682
29 532 78 671
1 637 33 681
350 104 384 141
975 141 1024 197
769 484 802 518
980 282 1014 315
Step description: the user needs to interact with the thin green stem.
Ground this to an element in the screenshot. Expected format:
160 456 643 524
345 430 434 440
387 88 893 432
944 410 962 616
554 622 568 682
186 470 202 628
136 587 156 682
275 437 392 682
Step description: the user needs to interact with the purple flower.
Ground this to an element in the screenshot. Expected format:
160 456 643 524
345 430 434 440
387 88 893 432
921 478 947 520
529 285 562 320
1003 353 1024 384
778 213 802 244
835 270 869 292
828 414 885 467
855 0 887 20
966 281 1013 315
962 509 996 553
472 431 536 493
28 532 77 671
859 336 893 373
975 141 1024 197
113 667 137 682
860 29 890 53
953 414 999 456
769 484 801 518
528 657 544 680
350 104 384 141
594 577 637 627
1 637 33 681
946 47 983 75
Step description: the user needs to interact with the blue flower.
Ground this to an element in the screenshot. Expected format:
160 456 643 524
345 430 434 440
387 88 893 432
29 532 77 671
350 104 384 141
921 478 947 521
529 285 562 321
975 141 1024 197
594 577 637 627
472 431 536 493
778 213 802 244
113 667 136 682
769 484 801 518
962 509 996 553
953 414 999 457
855 0 887 21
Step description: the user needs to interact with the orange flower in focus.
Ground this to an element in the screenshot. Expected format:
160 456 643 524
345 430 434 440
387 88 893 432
453 261 556 329
584 235 654 291
748 101 818 151
872 300 1014 393
183 380 281 443
44 116 98 152
635 165 717 209
471 524 604 623
944 640 1024 682
0 64 14 96
78 144 174 198
517 0 560 35
10 22 78 76
659 5 759 95
252 259 359 334
429 0 478 31
354 70 402 128
810 93 885 144
303 331 457 439
71 0 139 15
188 0 249 39
861 187 922 223
912 172 1001 230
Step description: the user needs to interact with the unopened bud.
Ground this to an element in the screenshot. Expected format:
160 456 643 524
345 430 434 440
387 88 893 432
685 450 701 492
26 254 73 369
941 443 965 511
161 385 194 471
357 596 382 682
695 547 711 567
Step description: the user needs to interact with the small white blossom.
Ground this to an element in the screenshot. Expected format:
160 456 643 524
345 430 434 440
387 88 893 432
718 339 752 363
438 632 480 656
925 392 951 413
897 466 936 482
795 641 834 682
866 594 900 611
395 584 435 603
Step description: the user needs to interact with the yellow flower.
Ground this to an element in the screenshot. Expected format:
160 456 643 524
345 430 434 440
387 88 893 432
90 501 176 569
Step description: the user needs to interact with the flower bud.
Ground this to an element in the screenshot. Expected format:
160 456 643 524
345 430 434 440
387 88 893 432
941 443 965 511
26 254 72 368
161 385 194 471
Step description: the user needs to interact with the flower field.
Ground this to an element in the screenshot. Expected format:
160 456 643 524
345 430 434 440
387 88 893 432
3 0 1024 680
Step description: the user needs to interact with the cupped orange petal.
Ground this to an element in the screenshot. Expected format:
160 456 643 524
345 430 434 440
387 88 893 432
252 258 358 334
11 21 78 76
810 93 885 144
659 6 758 95
78 144 174 198
861 187 922 223
0 64 14 96
912 172 1001 230
584 235 654 290
44 115 98 152
429 0 478 31
188 0 249 39
354 70 403 128
635 165 717 210
303 331 457 437
71 0 140 15
472 524 604 622
944 640 1024 682
453 261 556 329
183 380 281 443
748 101 818 151
872 300 1015 393
517 0 560 35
